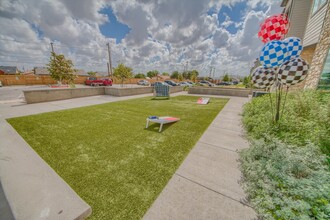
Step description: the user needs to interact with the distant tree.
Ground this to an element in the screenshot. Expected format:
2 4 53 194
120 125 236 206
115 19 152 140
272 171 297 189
190 73 197 83
134 73 146 78
189 70 199 80
243 75 252 88
87 71 97 76
47 52 77 85
178 73 183 81
171 71 179 79
182 71 188 79
223 74 231 82
113 63 133 87
162 72 169 76
147 70 159 78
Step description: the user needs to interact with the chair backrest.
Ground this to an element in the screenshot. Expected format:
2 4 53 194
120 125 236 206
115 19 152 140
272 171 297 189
154 84 170 97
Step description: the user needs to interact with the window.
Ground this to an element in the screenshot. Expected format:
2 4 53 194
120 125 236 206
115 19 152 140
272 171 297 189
318 49 330 90
312 0 327 14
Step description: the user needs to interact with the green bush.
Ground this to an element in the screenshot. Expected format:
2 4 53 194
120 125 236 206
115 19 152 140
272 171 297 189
240 139 330 220
241 90 330 219
242 90 330 155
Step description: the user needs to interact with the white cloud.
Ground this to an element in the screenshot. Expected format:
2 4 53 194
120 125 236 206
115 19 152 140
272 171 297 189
0 0 283 77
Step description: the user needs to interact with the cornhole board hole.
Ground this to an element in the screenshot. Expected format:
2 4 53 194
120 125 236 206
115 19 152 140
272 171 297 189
146 116 180 132
197 97 210 104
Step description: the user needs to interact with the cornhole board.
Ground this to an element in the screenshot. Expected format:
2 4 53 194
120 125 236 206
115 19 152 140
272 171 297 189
197 97 210 104
146 116 180 132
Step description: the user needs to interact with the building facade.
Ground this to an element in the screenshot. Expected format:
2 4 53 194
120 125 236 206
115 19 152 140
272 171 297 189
281 0 330 89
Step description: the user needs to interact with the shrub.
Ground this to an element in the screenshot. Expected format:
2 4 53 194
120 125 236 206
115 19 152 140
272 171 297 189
241 90 330 219
242 90 330 155
240 138 330 220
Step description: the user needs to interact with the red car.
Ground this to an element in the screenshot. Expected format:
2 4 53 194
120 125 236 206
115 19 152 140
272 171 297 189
85 77 113 86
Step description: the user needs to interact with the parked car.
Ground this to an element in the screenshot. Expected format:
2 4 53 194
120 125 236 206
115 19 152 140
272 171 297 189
216 81 231 86
137 80 150 86
85 77 112 86
152 81 171 86
0 80 2 87
199 80 215 87
179 82 193 87
164 80 179 86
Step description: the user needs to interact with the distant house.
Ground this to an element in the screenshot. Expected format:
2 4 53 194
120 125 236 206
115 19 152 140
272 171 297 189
281 0 330 89
0 66 18 75
34 67 49 75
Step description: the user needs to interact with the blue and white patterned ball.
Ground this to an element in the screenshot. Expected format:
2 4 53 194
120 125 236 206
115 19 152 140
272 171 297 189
283 37 303 61
260 40 287 68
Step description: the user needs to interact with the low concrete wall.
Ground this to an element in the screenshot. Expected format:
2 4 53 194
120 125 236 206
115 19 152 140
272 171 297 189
24 87 104 104
105 86 153 96
170 86 184 93
188 87 253 97
24 86 184 104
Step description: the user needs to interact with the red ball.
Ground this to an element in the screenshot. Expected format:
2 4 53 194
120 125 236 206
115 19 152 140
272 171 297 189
258 14 289 43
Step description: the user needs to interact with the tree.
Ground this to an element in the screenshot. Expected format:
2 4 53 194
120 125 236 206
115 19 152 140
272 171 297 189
178 73 183 81
190 72 197 82
243 75 252 88
87 71 97 76
162 72 169 76
47 52 77 84
189 70 199 80
113 63 133 87
134 73 146 78
223 74 231 82
147 70 159 78
182 71 188 79
170 71 179 79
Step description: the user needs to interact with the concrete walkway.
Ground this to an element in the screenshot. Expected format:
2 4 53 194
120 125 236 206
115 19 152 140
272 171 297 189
143 96 256 220
0 92 256 220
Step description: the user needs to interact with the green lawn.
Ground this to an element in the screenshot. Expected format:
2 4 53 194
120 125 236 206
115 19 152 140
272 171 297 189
8 95 228 219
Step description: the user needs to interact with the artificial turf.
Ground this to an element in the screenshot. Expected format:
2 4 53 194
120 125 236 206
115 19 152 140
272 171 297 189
7 95 228 219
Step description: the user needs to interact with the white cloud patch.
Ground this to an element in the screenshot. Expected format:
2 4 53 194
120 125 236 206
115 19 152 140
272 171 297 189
0 0 282 76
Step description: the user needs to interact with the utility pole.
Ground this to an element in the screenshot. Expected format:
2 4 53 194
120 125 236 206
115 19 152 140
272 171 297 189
107 43 113 77
50 42 55 53
209 66 213 79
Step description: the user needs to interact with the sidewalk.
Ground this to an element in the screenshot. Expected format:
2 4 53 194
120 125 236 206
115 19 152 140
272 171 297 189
143 96 256 220
0 92 256 220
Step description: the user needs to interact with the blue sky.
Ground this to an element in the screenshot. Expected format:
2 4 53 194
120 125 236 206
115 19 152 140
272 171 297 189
0 0 282 76
99 7 131 43
100 1 271 41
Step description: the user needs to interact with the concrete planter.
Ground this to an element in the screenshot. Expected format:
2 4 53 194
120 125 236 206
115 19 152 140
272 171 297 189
188 87 254 97
24 87 104 104
105 86 153 96
23 86 184 104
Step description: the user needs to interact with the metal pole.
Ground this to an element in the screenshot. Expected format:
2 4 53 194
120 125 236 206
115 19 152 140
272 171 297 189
107 43 113 77
50 42 55 53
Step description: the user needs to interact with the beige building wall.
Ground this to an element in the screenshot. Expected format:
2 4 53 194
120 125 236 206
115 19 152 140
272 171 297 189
303 2 328 47
304 2 330 89
284 0 312 40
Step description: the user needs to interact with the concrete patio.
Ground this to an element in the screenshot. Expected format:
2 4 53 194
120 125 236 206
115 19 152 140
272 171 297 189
0 91 256 220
